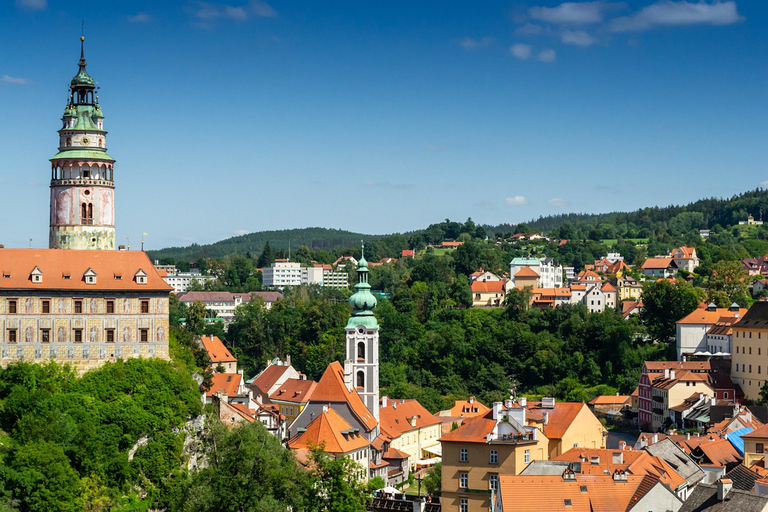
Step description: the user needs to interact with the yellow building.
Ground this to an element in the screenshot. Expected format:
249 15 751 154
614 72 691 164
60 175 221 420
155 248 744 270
526 399 607 458
650 369 715 431
440 400 549 512
732 301 768 400
379 397 442 469
742 423 768 468
0 249 170 372
617 275 643 301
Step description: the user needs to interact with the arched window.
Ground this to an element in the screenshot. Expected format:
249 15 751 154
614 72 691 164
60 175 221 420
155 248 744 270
356 370 364 389
357 341 365 361
82 203 93 225
98 138 103 147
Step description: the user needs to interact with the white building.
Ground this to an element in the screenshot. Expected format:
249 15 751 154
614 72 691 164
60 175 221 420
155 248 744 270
161 270 218 293
177 291 283 320
262 260 302 288
676 304 746 359
510 257 563 289
301 265 349 289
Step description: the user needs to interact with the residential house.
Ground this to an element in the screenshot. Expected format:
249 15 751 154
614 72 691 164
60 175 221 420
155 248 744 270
671 246 700 273
733 301 768 400
741 256 768 277
638 360 717 428
690 436 742 471
641 257 678 279
496 472 683 512
602 283 617 310
530 288 572 310
268 378 317 429
204 371 248 405
707 316 740 355
679 479 768 512
200 335 237 373
742 423 768 467
580 285 607 314
676 303 746 360
588 395 631 415
469 269 500 283
378 397 442 470
249 356 303 400
645 438 707 494
439 396 491 419
512 267 540 289
440 399 549 512
471 280 508 307
539 258 564 288
622 300 643 319
650 369 716 431
288 406 372 482
617 275 643 301
510 257 564 289
574 270 603 289
526 398 607 458
740 214 764 226
160 268 218 293
440 241 464 249
401 250 415 258
177 291 283 320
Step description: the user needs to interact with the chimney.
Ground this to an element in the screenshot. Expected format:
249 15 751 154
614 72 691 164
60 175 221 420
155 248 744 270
717 479 733 501
543 411 549 426
686 433 691 440
652 433 658 444
664 368 670 379
519 397 527 407
322 404 328 412
469 396 475 404
504 399 513 409
493 402 503 421
286 354 291 367
619 441 626 451
682 355 687 362
381 396 388 408
612 470 628 483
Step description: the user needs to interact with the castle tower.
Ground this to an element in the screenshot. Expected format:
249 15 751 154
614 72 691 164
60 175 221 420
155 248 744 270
49 37 116 250
344 245 380 421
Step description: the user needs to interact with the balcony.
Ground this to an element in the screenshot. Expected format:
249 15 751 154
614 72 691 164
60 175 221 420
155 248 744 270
486 432 537 445
652 407 664 415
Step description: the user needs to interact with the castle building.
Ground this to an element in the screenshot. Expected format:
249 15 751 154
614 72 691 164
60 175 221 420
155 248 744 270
49 37 116 250
0 39 171 371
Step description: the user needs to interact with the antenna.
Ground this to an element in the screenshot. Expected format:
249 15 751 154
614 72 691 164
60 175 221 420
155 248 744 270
81 20 85 38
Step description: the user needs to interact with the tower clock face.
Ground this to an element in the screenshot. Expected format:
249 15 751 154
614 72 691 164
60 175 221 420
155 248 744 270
81 137 90 145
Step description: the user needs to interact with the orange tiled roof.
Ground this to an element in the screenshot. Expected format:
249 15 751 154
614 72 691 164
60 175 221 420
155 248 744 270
601 283 616 292
742 423 768 439
641 258 673 269
448 398 491 418
0 248 171 291
287 407 369 454
674 246 696 259
201 335 236 364
310 361 377 431
515 267 540 278
439 410 497 443
528 401 588 440
498 473 652 512
531 288 572 297
251 364 292 395
589 395 630 406
697 438 742 466
677 307 747 325
379 399 441 436
206 372 242 398
269 378 317 404
471 280 506 293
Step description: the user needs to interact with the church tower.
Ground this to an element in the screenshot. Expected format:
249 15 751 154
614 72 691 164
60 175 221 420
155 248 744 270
344 246 380 421
49 37 116 250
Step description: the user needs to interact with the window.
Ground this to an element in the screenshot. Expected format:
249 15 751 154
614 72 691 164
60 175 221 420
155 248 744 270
564 499 572 507
42 300 50 314
460 448 468 462
106 329 114 343
81 202 93 225
41 329 50 343
7 300 17 314
356 370 364 389
524 449 530 463
490 449 498 464
106 300 115 314
724 392 729 399
757 443 764 453
140 329 148 342
357 341 365 361
460 499 468 512
490 474 499 492
74 300 83 314
74 329 82 342
8 329 17 343
141 300 149 314
460 473 468 489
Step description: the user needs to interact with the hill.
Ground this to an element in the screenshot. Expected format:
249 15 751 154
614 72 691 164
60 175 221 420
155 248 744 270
148 227 380 262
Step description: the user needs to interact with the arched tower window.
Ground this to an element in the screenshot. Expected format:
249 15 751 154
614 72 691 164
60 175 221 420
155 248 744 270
82 203 93 225
98 138 103 147
357 341 365 362
66 137 71 146
356 370 365 389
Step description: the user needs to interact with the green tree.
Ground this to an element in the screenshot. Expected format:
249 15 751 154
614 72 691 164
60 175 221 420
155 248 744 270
423 462 441 496
186 301 208 335
708 260 751 307
640 280 699 341
257 242 275 268
308 447 369 512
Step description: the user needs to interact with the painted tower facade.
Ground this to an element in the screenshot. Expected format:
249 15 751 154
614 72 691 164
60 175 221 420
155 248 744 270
49 37 116 251
344 247 380 421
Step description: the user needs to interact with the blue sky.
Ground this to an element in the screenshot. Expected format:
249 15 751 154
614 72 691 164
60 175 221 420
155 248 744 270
1 1 766 250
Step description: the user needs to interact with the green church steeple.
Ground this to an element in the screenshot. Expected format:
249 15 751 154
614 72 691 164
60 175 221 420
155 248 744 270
346 243 378 329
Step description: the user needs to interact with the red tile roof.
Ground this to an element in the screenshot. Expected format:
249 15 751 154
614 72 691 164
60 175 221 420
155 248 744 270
471 280 506 293
311 361 377 431
206 372 242 398
269 378 317 404
589 395 630 406
448 398 491 418
677 307 746 325
251 364 292 395
201 335 236 364
641 257 673 270
0 248 171 291
528 401 589 440
287 407 369 454
379 399 441 436
515 267 540 278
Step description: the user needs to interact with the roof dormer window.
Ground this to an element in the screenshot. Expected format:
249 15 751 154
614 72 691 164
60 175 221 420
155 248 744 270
84 268 97 285
30 266 43 284
62 273 71 280
114 273 122 280
135 269 148 285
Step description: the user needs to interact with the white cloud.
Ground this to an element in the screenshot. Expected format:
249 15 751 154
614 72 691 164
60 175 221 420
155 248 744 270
538 49 557 62
547 198 570 207
1 75 32 85
128 12 152 23
459 36 493 50
234 229 249 235
515 23 546 35
192 0 276 22
505 195 529 206
510 43 532 60
610 1 743 32
529 1 616 25
761 180 768 188
16 0 46 10
561 29 599 46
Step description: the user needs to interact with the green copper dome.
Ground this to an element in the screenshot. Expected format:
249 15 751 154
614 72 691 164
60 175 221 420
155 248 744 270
345 245 378 330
